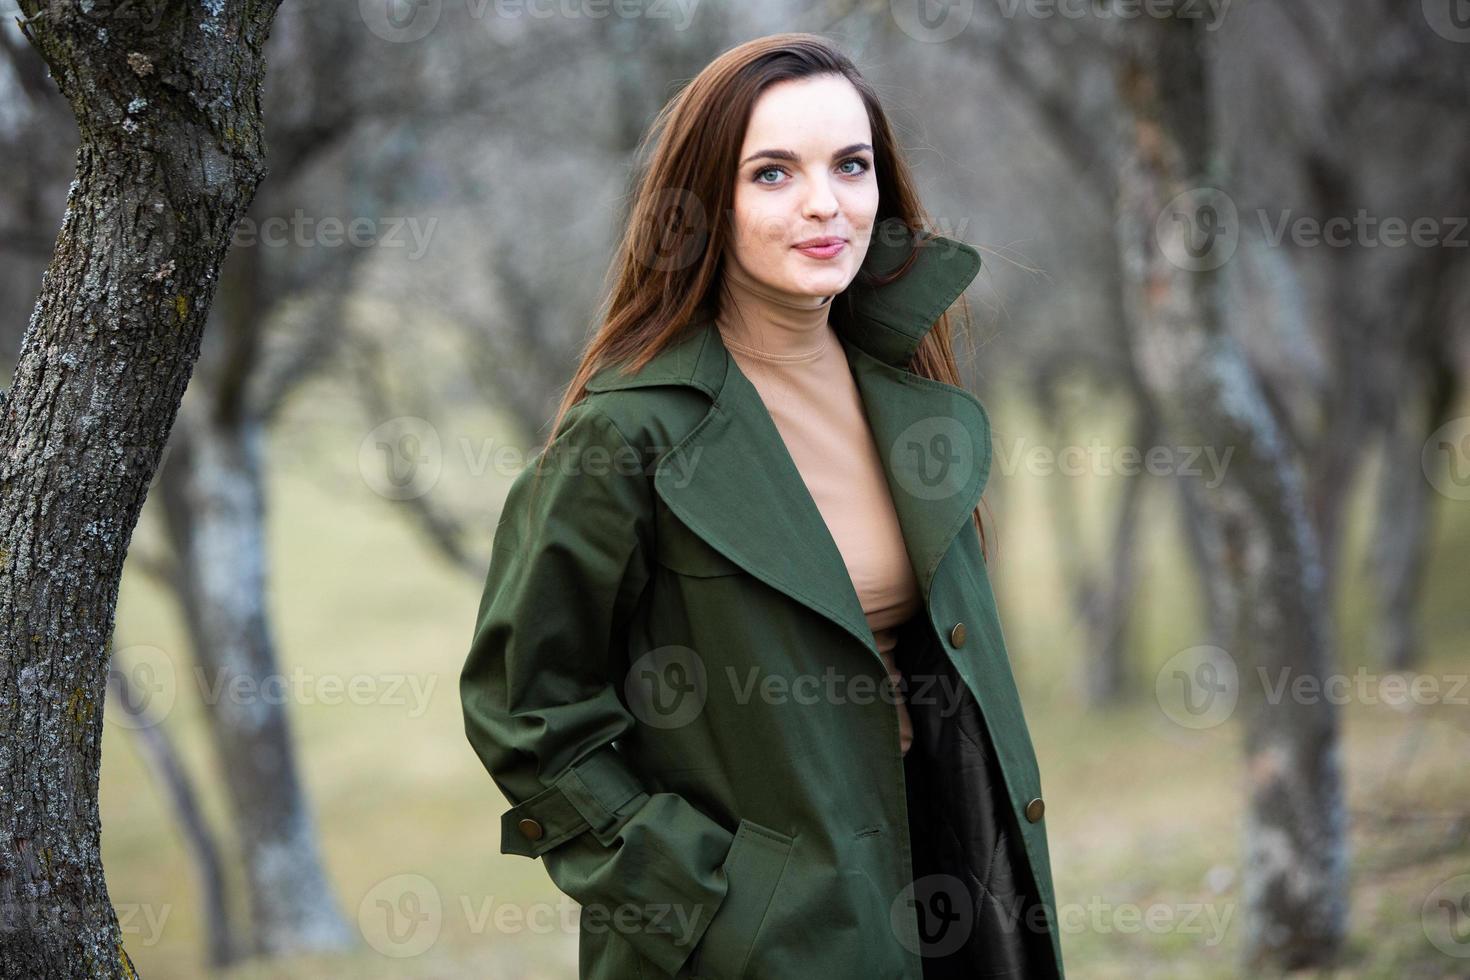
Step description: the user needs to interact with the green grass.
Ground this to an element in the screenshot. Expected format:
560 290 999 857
99 379 1470 978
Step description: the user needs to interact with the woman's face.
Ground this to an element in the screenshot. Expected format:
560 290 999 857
727 73 879 301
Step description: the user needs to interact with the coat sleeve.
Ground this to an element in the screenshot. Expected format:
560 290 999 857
459 402 733 976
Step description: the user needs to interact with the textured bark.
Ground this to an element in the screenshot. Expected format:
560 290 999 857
1173 474 1234 647
1107 6 1349 970
0 1 284 976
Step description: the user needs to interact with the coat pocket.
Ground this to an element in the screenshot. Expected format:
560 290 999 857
687 818 795 979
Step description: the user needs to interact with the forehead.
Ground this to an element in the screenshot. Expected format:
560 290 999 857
740 74 871 151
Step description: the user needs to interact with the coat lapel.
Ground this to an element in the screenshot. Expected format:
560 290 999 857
840 335 992 612
583 224 988 658
659 329 878 650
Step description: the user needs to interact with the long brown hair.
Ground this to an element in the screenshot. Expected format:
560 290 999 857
532 31 990 559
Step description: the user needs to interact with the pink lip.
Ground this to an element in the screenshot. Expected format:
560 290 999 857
794 237 847 259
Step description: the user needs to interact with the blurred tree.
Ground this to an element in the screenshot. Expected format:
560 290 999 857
1214 1 1470 671
1105 4 1347 969
955 1 1158 706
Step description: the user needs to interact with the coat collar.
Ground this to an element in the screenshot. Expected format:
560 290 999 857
585 223 990 658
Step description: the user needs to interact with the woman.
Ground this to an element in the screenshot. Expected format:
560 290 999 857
461 33 1064 980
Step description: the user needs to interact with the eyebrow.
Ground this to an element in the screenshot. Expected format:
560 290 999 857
739 142 874 167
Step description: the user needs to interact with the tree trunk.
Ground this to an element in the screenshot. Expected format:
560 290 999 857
1107 6 1349 969
1034 380 1152 707
0 2 284 975
155 398 354 956
106 653 239 967
1370 357 1456 671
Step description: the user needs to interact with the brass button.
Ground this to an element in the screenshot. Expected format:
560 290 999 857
949 622 967 648
1025 798 1045 823
518 818 545 841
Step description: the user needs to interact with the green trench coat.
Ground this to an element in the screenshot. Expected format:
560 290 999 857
460 227 1066 980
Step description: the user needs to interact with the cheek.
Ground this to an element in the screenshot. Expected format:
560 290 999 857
839 180 880 224
731 187 793 254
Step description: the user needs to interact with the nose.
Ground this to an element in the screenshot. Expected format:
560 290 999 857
801 173 839 222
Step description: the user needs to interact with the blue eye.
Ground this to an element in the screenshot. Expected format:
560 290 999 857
750 157 871 186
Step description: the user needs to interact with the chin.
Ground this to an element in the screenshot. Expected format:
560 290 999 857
785 264 853 296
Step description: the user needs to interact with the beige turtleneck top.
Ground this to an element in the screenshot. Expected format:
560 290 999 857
715 258 920 757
